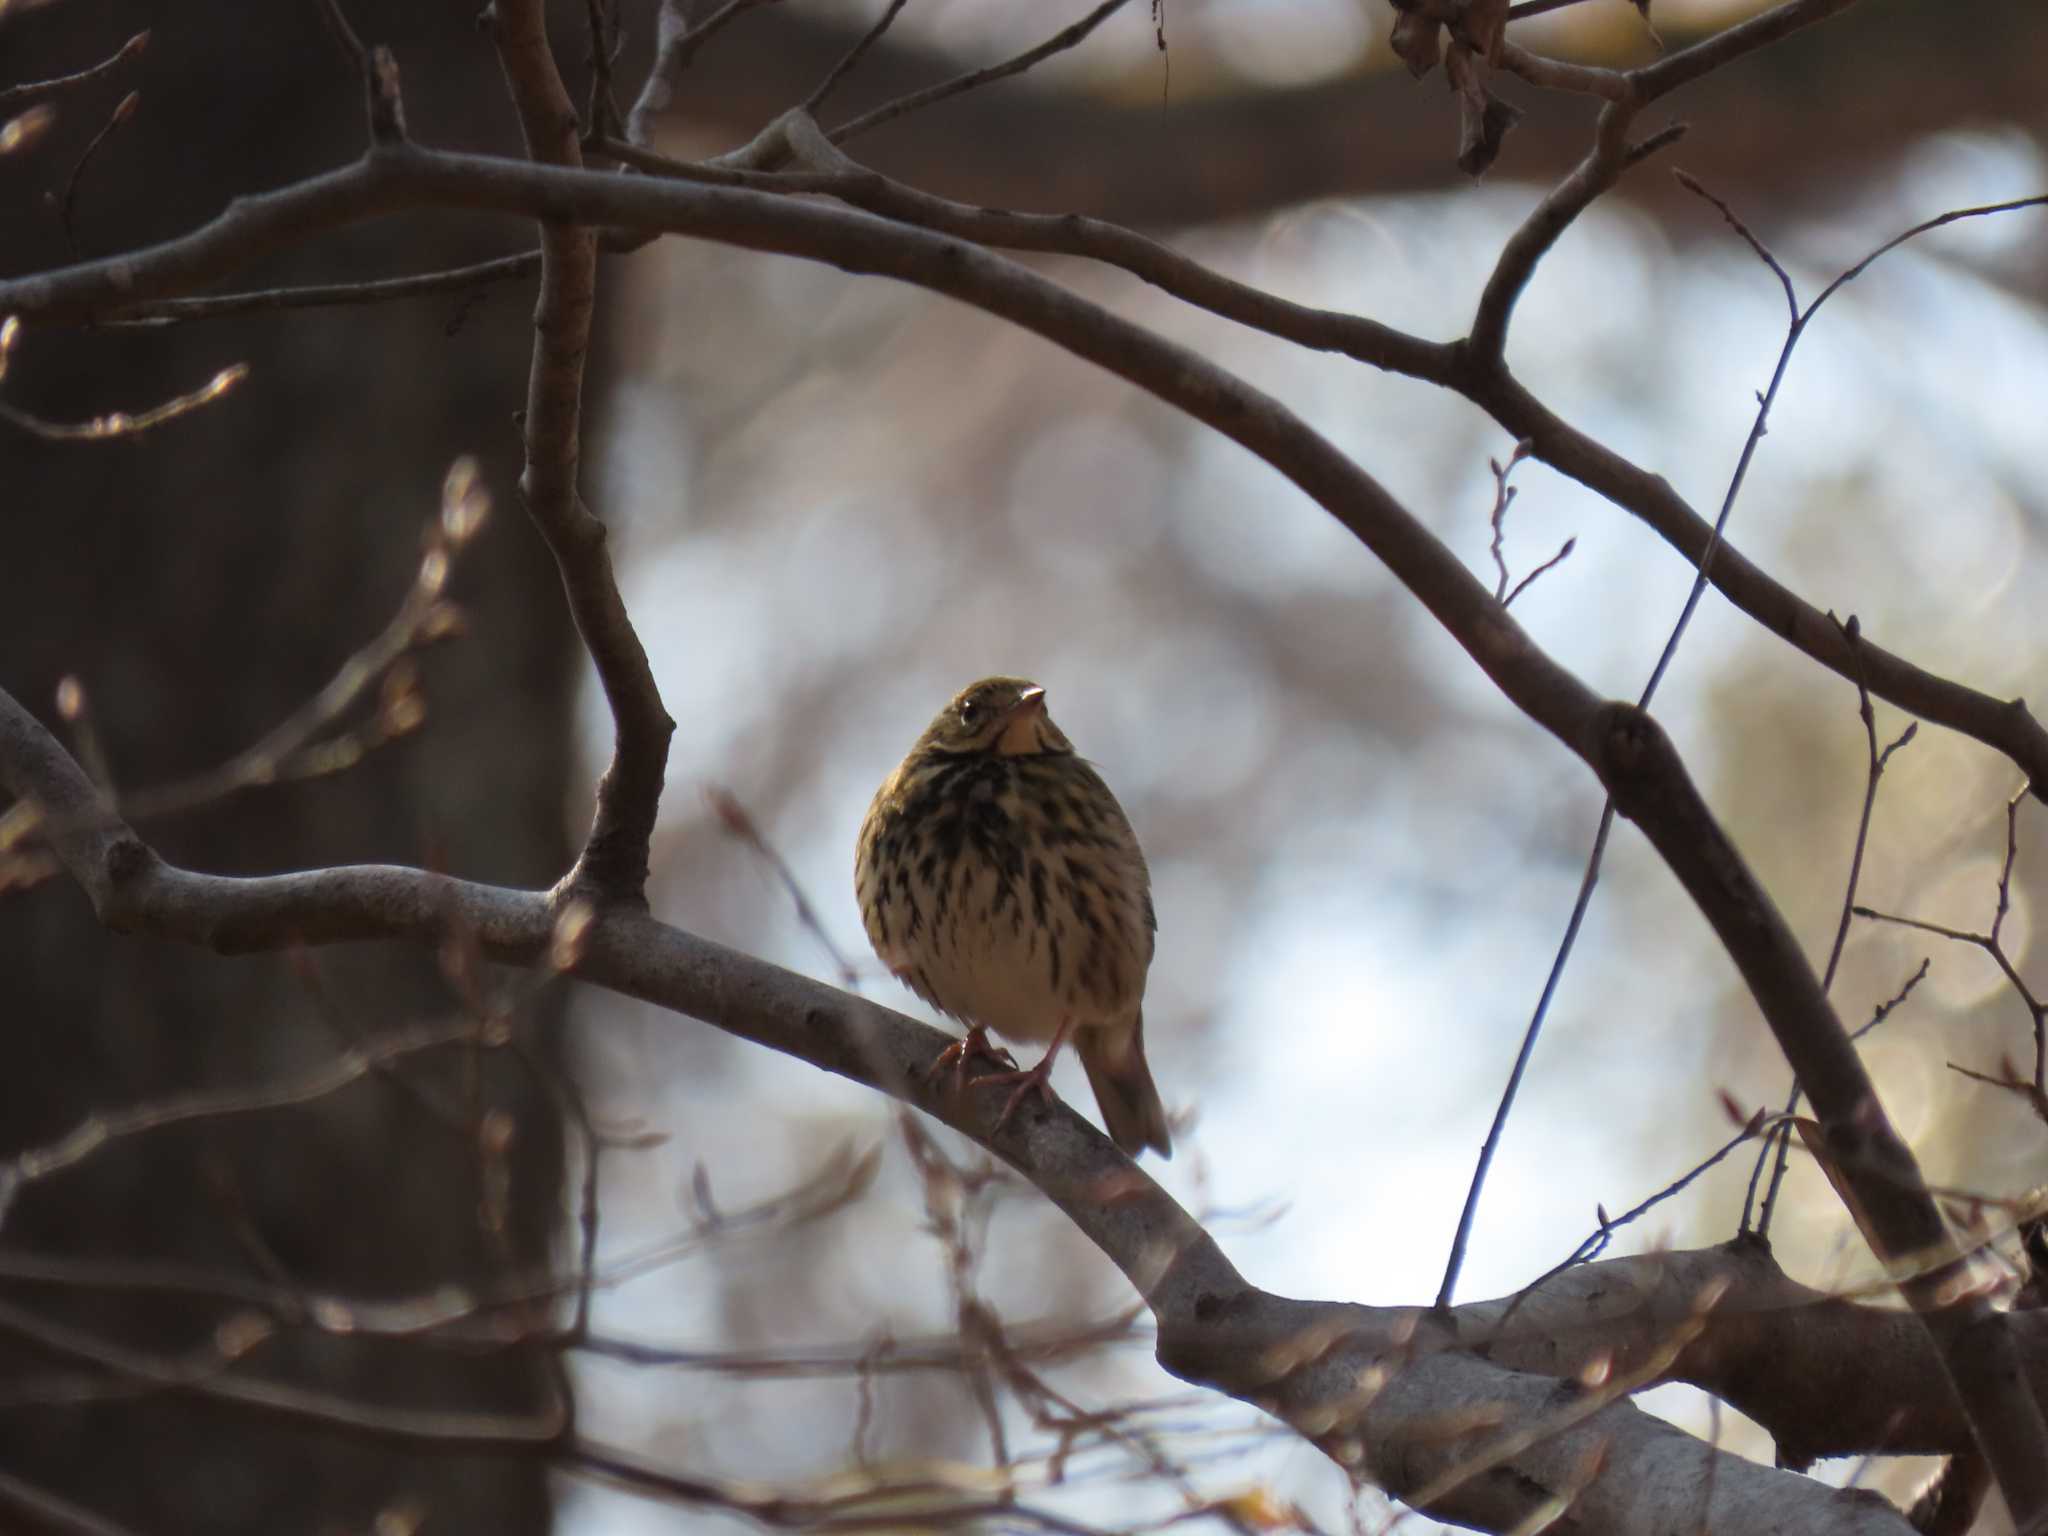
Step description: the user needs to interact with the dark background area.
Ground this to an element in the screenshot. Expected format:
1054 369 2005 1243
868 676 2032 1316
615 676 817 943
1 4 578 1529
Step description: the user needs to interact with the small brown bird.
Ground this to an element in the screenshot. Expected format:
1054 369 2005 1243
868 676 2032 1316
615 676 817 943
855 678 1171 1158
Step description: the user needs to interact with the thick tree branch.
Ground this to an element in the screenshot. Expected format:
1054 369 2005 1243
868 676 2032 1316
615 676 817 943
0 683 2033 1534
588 126 2048 796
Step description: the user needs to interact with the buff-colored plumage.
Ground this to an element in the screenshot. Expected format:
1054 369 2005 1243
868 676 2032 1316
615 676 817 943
855 678 1170 1157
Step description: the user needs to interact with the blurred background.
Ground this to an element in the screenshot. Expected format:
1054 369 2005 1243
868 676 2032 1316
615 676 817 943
3 0 2046 1531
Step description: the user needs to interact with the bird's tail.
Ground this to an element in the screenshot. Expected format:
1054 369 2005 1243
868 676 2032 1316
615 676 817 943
1077 1020 1172 1160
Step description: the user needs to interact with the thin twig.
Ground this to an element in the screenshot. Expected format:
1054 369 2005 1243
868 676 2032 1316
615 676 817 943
3 102 2047 1510
1945 1059 2048 1125
624 0 789 145
1503 538 1576 608
1485 441 1531 602
583 0 626 140
663 0 786 73
1436 802 1615 1309
830 0 1136 145
707 785 865 989
1848 786 2046 1111
1464 1100 1758 1384
1747 623 1918 1238
1440 167 1961 1308
1460 170 2017 1286
57 89 139 256
0 362 247 442
112 461 486 823
0 1019 484 1222
803 0 915 116
50 675 113 793
104 251 542 326
314 0 406 142
0 1468 146 1536
569 124 2048 800
1812 194 2048 311
314 0 371 73
583 1308 1143 1377
565 1440 1122 1536
1673 171 1798 324
0 31 148 113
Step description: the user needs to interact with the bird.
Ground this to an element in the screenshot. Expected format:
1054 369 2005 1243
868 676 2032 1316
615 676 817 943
855 677 1171 1158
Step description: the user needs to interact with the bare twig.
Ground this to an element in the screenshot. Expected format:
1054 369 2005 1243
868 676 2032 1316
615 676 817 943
575 128 2048 799
0 1019 485 1223
1467 0 1858 363
50 674 113 793
582 0 626 141
1437 800 1616 1310
1502 538 1576 608
1494 40 1628 101
1504 0 1601 19
1945 1060 2048 1126
123 460 482 823
708 785 866 989
2 121 2044 1520
3 676 2036 1525
57 88 139 255
1485 440 1532 602
1434 175 2032 1422
1853 787 2046 1106
624 0 789 146
0 360 247 441
583 1307 1143 1377
313 0 371 74
491 0 675 905
106 251 542 326
566 1440 1122 1536
0 1284 567 1445
803 0 914 116
829 0 1136 145
314 0 407 143
1560 1116 1767 1276
0 1467 147 1536
1745 620 1920 1239
0 31 148 113
901 1114 1013 1474
1440 170 1807 1307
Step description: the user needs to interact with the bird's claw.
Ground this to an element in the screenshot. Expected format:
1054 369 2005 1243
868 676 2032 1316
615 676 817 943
985 1064 1059 1135
931 1026 1018 1094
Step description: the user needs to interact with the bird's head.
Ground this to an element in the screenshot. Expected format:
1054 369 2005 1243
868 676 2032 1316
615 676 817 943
919 677 1073 757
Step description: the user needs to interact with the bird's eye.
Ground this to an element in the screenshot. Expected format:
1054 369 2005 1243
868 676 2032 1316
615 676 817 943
957 699 984 730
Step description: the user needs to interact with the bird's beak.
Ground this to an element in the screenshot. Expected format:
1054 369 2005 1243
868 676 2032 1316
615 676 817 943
994 688 1047 754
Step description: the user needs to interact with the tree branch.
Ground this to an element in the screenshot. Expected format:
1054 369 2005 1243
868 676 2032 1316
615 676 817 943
584 127 2048 795
5 123 2044 1521
8 681 2042 1531
490 0 675 905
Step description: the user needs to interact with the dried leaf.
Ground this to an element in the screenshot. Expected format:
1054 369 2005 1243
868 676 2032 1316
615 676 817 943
1389 9 1442 77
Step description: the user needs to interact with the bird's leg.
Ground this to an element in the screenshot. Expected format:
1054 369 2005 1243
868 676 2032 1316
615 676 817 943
931 1025 1018 1093
979 1017 1076 1134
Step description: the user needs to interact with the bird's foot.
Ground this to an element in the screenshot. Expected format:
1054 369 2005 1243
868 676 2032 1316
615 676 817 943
974 1018 1076 1135
931 1026 1017 1094
982 1055 1061 1135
